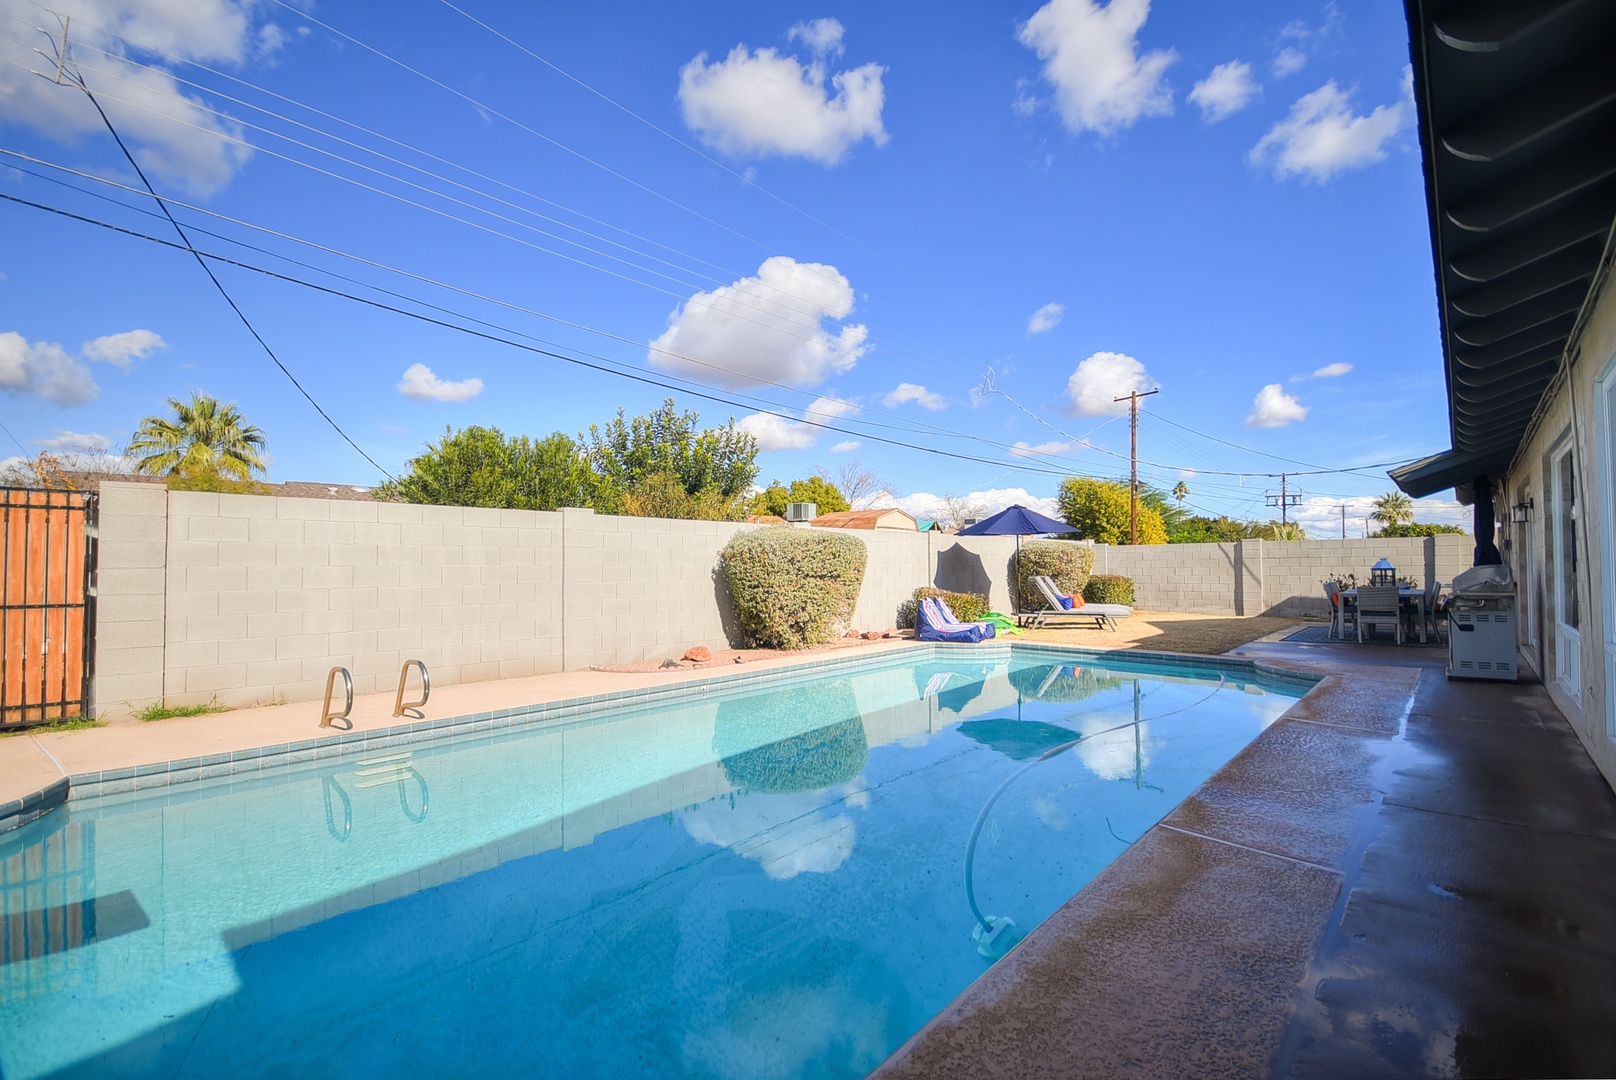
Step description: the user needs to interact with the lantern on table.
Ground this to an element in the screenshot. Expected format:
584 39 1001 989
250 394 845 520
1370 558 1397 586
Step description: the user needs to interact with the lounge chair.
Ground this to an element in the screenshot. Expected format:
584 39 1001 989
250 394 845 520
1024 575 1132 632
915 596 996 643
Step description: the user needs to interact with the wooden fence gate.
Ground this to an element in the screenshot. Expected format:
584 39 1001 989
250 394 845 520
0 488 97 729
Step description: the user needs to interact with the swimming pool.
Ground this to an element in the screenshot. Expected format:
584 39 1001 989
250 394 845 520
0 647 1309 1078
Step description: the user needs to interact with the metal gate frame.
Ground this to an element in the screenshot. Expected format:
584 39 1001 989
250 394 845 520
0 487 98 729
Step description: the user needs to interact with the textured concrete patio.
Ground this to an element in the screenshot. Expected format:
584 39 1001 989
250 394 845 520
873 638 1616 1079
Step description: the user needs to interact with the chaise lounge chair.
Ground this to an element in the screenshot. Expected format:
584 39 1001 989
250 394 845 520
915 596 997 643
1024 575 1132 632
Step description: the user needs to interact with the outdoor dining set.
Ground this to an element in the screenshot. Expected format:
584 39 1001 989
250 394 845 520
1323 558 1445 645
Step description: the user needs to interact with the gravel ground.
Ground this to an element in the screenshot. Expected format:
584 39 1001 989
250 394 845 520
594 612 1305 673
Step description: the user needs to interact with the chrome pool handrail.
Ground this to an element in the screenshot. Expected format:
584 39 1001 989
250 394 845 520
392 659 430 718
319 666 353 728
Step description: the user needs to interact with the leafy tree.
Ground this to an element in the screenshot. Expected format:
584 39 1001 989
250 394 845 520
129 392 266 481
1372 490 1415 529
1371 522 1465 538
750 475 851 517
582 399 758 505
1168 515 1259 544
1139 483 1187 534
1057 477 1167 544
620 470 749 521
379 426 602 510
1258 520 1308 540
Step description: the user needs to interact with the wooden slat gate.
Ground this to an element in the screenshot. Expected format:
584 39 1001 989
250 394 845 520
0 488 97 729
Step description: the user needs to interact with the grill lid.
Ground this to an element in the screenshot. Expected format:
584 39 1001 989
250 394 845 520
1451 564 1516 594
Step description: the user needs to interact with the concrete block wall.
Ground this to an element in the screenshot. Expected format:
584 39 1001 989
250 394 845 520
91 482 169 716
848 528 933 629
559 509 747 670
1095 542 1239 614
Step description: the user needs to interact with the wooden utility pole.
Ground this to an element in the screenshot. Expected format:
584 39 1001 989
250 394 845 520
1265 473 1300 526
1113 388 1159 545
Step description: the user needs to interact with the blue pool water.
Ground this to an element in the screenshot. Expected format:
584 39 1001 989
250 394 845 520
0 650 1303 1079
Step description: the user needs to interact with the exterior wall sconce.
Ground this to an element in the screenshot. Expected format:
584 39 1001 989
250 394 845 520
1511 499 1533 524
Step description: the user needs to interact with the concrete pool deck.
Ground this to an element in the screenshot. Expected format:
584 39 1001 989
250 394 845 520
3 637 1613 1076
874 638 1616 1079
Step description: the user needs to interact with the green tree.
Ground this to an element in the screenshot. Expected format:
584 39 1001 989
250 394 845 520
620 470 749 521
378 426 602 510
1372 490 1415 529
1057 477 1167 545
582 399 758 506
1259 520 1308 540
749 475 851 517
1172 480 1189 504
1168 515 1259 544
1371 522 1465 538
128 392 267 481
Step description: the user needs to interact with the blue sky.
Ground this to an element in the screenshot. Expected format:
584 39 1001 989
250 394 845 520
0 0 1464 535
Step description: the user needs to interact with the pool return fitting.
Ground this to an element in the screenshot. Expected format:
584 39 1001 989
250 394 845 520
393 659 430 718
319 666 353 729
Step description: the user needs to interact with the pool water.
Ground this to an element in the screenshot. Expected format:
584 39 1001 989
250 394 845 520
0 652 1301 1079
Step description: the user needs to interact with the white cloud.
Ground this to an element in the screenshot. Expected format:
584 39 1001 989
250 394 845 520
1017 0 1177 137
739 411 817 451
875 487 1062 522
650 256 868 389
787 18 844 57
829 440 860 453
739 395 857 451
1294 494 1470 539
1189 61 1259 122
33 430 111 451
682 789 858 880
0 0 273 195
678 30 887 164
1312 361 1352 378
81 329 166 366
1027 302 1065 334
1249 75 1410 182
0 332 98 405
397 363 483 402
883 382 946 410
1244 383 1308 427
1010 440 1076 457
1272 46 1307 77
1063 350 1153 417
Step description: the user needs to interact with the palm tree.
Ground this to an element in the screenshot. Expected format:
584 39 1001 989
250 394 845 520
129 392 267 480
1173 481 1189 504
1371 490 1415 529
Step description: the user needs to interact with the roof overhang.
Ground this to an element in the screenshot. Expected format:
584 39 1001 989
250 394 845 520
1395 0 1616 499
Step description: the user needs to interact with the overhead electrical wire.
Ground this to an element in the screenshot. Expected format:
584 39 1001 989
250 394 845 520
1 190 1114 480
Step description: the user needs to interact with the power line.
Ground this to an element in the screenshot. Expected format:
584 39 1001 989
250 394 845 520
0 190 1106 480
39 48 393 481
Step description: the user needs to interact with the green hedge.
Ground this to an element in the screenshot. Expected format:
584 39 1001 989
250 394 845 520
1083 574 1136 605
1015 540 1094 611
897 586 989 629
721 527 867 649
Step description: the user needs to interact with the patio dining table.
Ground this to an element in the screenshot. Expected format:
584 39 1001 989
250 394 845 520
1337 586 1428 644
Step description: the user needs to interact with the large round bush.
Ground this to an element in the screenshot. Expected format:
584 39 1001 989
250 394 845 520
722 527 867 649
1015 540 1095 611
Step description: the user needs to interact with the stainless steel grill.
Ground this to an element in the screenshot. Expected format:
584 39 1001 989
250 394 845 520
1447 564 1517 682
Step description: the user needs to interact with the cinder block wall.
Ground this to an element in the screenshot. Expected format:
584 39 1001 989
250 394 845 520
91 483 1481 719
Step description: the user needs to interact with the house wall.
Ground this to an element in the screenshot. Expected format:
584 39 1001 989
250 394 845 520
1502 266 1616 790
90 483 1472 721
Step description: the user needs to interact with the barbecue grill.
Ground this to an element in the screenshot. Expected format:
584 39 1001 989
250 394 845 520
1447 564 1517 682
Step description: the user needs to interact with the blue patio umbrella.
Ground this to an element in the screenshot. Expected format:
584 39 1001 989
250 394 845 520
957 504 1073 614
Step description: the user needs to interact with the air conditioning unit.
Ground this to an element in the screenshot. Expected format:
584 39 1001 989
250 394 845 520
785 502 817 522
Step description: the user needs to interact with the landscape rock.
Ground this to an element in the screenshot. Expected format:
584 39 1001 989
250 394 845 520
862 631 883 640
682 646 712 663
659 658 682 669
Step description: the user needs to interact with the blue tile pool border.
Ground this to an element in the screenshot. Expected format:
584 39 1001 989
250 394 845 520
2 643 1322 823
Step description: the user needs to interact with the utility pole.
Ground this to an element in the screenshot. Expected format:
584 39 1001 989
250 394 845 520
1340 504 1347 540
1113 388 1159 545
1265 473 1301 526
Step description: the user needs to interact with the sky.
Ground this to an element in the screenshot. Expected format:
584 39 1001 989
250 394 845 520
0 0 1469 537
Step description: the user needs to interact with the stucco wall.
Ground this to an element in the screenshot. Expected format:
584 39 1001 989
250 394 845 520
1502 265 1615 791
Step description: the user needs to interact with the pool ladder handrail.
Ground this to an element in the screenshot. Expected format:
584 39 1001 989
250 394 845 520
392 659 430 718
319 666 353 728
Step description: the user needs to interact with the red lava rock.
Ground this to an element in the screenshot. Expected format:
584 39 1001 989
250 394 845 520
682 646 713 663
861 631 882 640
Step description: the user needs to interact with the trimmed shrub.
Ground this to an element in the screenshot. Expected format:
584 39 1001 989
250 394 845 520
897 586 989 628
722 527 867 649
1083 574 1136 605
1014 540 1094 612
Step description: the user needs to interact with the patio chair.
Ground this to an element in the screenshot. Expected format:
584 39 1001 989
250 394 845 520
1425 581 1446 643
1355 585 1403 644
1026 575 1132 632
915 596 996 643
1324 582 1356 639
